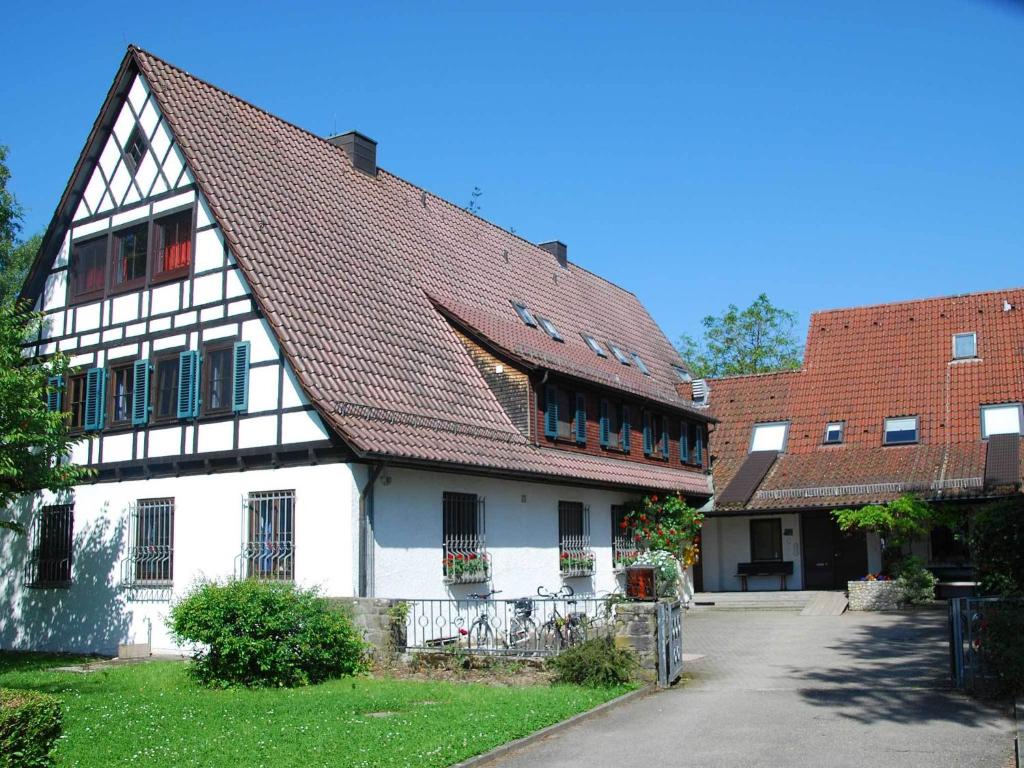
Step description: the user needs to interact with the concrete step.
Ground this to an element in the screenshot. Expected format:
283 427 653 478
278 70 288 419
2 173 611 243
690 591 833 611
799 591 849 616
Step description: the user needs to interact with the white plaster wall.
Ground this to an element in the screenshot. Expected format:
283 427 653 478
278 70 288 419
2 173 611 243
700 513 804 591
372 467 636 601
0 463 358 656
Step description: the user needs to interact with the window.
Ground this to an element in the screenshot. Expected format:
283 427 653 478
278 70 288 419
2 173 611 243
27 505 73 587
612 505 642 569
511 300 537 327
630 353 651 375
64 373 87 432
750 422 788 452
558 501 594 576
680 421 690 462
124 125 148 174
953 332 977 360
126 498 174 584
930 524 970 565
153 209 193 280
111 222 149 291
107 361 135 426
694 423 704 465
600 400 624 449
442 492 488 584
581 333 607 358
823 421 845 444
671 365 692 383
545 385 585 443
202 342 234 416
152 353 180 422
884 416 919 445
536 316 564 342
750 518 782 562
609 344 630 365
981 404 1022 438
69 236 107 302
643 411 669 458
242 490 295 580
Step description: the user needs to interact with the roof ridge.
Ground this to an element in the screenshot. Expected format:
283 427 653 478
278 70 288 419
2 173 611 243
809 285 1024 318
709 369 803 382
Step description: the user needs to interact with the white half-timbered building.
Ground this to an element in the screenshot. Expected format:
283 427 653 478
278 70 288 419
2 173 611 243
2 47 713 655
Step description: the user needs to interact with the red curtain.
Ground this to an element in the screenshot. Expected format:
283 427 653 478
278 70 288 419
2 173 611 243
160 216 191 273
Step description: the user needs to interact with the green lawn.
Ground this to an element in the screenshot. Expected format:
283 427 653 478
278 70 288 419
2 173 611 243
0 654 631 767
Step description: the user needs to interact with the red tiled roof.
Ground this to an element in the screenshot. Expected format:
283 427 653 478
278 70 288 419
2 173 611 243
709 288 1024 510
107 48 708 494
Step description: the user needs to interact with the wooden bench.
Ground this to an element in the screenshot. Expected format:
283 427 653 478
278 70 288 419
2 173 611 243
735 560 794 591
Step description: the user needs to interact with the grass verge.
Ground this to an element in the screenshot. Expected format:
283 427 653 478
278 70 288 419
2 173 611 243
0 653 632 767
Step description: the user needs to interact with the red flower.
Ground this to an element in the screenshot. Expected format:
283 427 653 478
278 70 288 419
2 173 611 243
619 520 629 530
657 528 664 535
455 553 465 561
459 628 468 636
639 514 647 523
634 534 642 542
670 529 677 535
651 495 659 503
468 553 477 560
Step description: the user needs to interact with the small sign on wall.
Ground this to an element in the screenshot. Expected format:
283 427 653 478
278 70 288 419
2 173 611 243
625 566 657 601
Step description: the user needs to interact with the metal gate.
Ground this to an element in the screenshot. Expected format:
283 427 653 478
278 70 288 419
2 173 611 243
949 596 1024 691
657 600 684 688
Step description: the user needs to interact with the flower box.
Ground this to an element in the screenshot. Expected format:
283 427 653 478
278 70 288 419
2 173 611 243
443 552 489 584
560 552 595 578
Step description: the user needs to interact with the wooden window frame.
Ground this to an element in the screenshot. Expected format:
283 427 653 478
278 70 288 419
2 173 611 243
151 349 183 425
151 207 194 285
68 235 108 304
64 372 88 434
109 221 149 295
106 357 139 430
201 339 237 417
124 125 149 175
750 518 783 562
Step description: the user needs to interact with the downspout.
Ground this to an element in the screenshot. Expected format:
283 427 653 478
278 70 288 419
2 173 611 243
358 462 385 597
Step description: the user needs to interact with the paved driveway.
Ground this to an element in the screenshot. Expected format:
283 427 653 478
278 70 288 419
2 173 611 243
489 607 1014 768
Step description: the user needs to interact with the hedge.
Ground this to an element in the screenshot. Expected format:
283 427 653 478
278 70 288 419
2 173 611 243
0 688 62 768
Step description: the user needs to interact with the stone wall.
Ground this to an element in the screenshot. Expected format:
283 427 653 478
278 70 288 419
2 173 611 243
848 580 903 611
327 597 406 657
613 601 660 683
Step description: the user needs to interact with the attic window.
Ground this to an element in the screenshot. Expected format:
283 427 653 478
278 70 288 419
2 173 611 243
981 403 1022 438
630 353 651 376
124 126 148 174
511 300 537 328
823 421 844 444
884 416 918 445
581 333 607 357
671 365 692 383
536 316 564 342
750 422 789 453
609 345 630 365
953 332 977 359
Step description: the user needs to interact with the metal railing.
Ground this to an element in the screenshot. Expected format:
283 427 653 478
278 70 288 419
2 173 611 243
613 535 644 571
949 596 1024 691
443 535 489 584
401 590 621 656
559 534 595 577
121 499 174 587
25 505 74 588
237 490 295 581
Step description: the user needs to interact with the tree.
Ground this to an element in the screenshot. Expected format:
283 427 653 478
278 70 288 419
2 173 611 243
676 293 802 378
1 232 41 304
1 145 40 304
832 494 945 573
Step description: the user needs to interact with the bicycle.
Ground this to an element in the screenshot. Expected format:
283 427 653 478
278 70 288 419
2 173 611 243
465 590 501 650
506 597 540 655
536 584 589 651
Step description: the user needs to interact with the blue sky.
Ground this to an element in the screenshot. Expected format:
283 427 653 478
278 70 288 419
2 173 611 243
2 1 1022 348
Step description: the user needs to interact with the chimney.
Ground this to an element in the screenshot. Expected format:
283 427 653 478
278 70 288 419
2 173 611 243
539 241 568 269
327 131 377 176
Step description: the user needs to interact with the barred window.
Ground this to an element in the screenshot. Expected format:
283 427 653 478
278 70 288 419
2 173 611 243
558 501 594 577
241 490 295 580
442 492 488 584
612 505 642 569
124 499 174 585
27 505 73 587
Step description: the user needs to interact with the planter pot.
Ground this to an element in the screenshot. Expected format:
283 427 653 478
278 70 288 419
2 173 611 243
847 579 904 611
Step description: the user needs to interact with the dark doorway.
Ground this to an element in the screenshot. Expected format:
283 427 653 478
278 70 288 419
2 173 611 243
801 511 867 590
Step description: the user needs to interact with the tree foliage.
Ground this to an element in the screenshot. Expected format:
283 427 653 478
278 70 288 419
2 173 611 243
970 498 1024 597
0 233 41 305
0 145 39 305
676 293 802 378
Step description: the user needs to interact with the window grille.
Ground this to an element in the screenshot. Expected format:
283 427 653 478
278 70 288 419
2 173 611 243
239 490 295 581
558 501 594 577
612 505 643 570
122 499 174 585
442 492 488 584
26 505 73 587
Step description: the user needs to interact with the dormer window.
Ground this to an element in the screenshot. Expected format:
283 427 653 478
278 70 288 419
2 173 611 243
884 416 918 445
609 344 630 365
630 353 651 376
536 316 564 342
953 332 977 359
581 333 607 357
511 300 537 328
750 422 789 453
823 421 844 444
124 125 148 174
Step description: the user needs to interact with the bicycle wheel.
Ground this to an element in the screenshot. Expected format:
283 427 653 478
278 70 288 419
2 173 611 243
470 618 494 651
509 617 538 654
538 622 563 653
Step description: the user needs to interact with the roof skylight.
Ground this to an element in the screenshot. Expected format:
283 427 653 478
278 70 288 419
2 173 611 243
536 316 564 342
581 333 608 357
630 353 651 375
671 365 692 382
609 344 630 365
511 300 537 328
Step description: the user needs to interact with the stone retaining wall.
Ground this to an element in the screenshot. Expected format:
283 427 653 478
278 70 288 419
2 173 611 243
612 602 661 682
847 580 903 611
327 597 407 657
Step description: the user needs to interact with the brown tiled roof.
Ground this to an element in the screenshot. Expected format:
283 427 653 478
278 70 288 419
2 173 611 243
709 288 1024 510
107 48 707 494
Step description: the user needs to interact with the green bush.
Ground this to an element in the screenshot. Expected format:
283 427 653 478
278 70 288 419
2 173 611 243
895 555 937 604
970 499 1024 596
168 580 368 688
0 688 62 767
547 637 636 687
979 602 1024 696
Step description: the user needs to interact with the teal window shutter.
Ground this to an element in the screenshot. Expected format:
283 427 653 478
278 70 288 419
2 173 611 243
621 406 631 453
680 421 689 462
176 350 200 418
544 386 558 438
661 425 670 458
643 413 653 455
232 341 251 413
46 375 63 413
574 393 586 444
131 359 150 426
84 367 106 431
599 400 610 447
